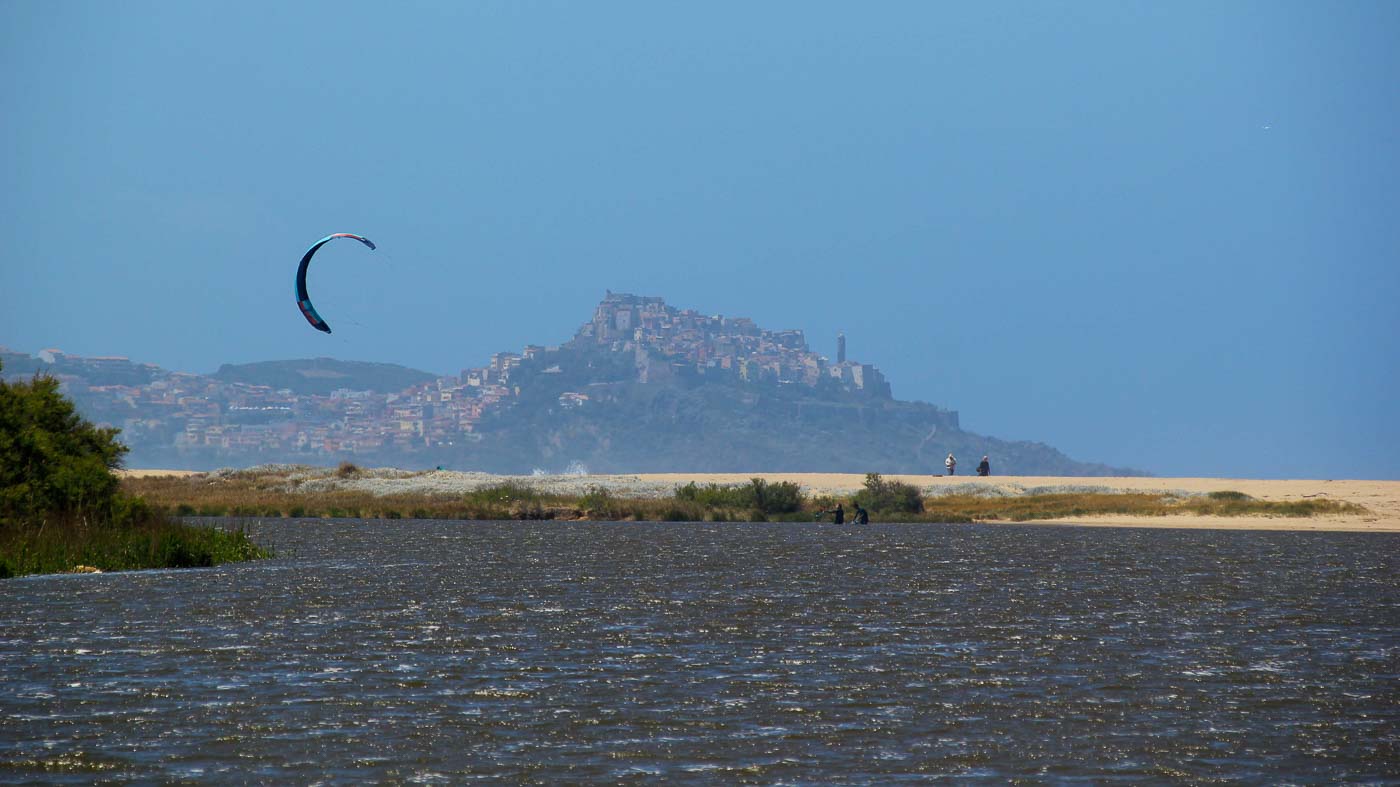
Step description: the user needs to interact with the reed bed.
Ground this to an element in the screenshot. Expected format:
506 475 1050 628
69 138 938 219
0 516 269 578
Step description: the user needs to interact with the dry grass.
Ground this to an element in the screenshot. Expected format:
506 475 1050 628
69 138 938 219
916 491 1364 523
122 470 1367 524
123 471 734 522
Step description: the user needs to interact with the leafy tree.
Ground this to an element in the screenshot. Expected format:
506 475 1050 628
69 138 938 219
0 360 271 577
0 363 127 524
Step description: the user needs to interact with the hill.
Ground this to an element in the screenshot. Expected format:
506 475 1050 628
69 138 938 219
210 358 437 395
401 343 1139 476
11 293 1145 475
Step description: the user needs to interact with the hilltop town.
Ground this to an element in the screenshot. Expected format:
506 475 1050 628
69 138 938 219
2 293 1136 475
573 292 890 397
1 293 899 466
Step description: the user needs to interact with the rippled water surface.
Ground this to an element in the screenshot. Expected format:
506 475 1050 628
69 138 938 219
2 521 1397 782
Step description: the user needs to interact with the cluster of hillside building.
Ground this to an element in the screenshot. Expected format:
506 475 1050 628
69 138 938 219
576 291 891 396
0 293 891 463
1 348 505 458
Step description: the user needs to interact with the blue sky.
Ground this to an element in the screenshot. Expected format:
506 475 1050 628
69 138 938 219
3 2 1397 478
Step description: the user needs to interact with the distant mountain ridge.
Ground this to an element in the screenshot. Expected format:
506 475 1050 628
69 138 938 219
211 358 437 396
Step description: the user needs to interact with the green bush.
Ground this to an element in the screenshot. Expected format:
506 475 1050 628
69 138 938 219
857 473 924 514
749 478 803 514
110 493 154 527
675 481 727 506
674 478 804 514
0 362 271 577
579 486 620 518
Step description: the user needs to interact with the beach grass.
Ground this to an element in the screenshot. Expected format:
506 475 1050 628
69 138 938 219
913 491 1363 523
124 471 727 522
121 469 1367 525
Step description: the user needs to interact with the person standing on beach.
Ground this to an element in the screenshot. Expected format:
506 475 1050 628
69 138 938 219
945 453 956 476
977 456 990 476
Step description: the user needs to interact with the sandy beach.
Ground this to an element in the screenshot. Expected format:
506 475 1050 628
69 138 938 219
121 468 1400 532
632 474 1400 533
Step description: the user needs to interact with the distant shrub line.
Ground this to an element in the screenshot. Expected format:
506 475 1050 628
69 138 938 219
122 470 1365 526
5 357 1360 577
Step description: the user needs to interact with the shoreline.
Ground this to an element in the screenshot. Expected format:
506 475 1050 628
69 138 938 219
638 474 1400 532
119 469 1400 532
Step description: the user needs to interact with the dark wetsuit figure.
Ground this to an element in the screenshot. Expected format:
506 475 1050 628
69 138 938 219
853 504 869 525
977 457 990 477
831 504 844 524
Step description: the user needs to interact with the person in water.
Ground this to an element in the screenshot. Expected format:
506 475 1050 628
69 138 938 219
977 455 990 476
852 502 869 525
945 453 957 476
819 503 845 524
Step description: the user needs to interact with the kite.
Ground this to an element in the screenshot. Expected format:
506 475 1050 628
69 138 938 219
294 233 376 333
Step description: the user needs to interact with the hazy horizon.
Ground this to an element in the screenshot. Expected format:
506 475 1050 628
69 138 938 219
4 2 1398 479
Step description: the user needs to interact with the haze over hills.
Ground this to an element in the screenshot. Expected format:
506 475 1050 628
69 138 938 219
1 294 1143 476
211 358 437 397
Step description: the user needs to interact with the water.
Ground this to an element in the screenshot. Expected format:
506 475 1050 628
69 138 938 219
2 521 1397 782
